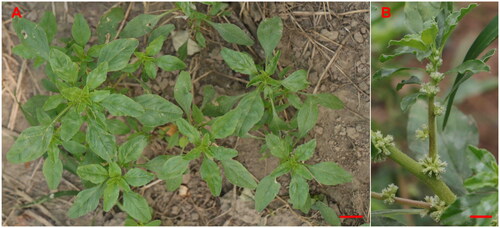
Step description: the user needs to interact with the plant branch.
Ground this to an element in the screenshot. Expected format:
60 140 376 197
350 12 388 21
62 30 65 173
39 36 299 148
371 192 431 209
386 145 456 204
428 95 437 159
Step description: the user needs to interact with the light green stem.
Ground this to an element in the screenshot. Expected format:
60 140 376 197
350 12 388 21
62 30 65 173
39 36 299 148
386 145 456 204
428 96 437 159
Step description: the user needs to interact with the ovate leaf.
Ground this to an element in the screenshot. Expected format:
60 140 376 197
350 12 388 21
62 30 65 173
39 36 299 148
289 175 309 209
68 185 104 218
175 119 200 143
155 55 186 71
174 71 193 114
308 162 352 186
446 59 490 75
233 90 264 136
211 109 239 139
396 76 421 91
77 164 109 184
281 70 309 92
221 159 257 189
60 108 84 142
122 191 152 223
209 146 238 161
265 134 289 159
43 145 63 190
149 24 175 43
210 22 254 46
49 49 79 83
86 62 109 90
103 178 120 212
257 17 283 58
72 14 91 46
294 139 316 161
254 175 280 211
120 13 166 38
297 97 318 137
313 201 341 226
7 125 53 163
13 17 50 59
87 120 117 162
200 158 222 196
309 93 344 110
101 94 144 117
39 11 57 43
134 94 183 127
220 48 258 75
388 34 427 51
118 135 148 164
98 39 139 71
441 192 497 226
124 168 154 186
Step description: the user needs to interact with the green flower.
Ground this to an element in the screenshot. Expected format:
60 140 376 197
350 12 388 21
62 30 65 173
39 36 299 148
381 183 399 204
415 124 429 140
421 195 447 222
419 155 447 179
420 83 439 96
371 131 395 162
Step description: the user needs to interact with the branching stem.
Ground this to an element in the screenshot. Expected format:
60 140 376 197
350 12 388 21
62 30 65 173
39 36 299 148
386 145 456 204
428 95 437 159
371 192 431 209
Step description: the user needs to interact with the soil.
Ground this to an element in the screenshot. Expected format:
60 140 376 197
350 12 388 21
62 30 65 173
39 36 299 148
2 2 370 226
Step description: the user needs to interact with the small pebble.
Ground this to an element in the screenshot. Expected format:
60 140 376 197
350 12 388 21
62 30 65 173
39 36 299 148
354 32 364 43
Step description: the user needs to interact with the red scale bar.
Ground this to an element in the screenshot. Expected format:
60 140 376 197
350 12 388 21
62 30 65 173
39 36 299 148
340 215 363 218
470 215 492 218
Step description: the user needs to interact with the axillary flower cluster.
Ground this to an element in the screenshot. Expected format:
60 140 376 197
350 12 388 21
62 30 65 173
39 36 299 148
371 130 395 162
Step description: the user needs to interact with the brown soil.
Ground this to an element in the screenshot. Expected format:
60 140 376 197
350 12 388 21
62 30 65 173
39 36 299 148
2 2 370 226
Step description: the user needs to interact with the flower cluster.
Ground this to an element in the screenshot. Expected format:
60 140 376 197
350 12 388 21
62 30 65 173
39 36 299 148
420 82 439 96
415 124 429 140
433 102 444 116
421 195 447 222
419 155 448 179
371 131 395 162
381 183 399 204
430 71 444 82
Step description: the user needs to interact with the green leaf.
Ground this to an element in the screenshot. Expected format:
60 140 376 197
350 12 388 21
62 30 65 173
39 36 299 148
124 168 154 186
12 44 37 59
175 119 200 143
39 11 57 43
149 24 175 43
174 71 193 114
160 156 189 179
145 35 165 56
97 7 124 43
103 178 120 212
42 95 65 111
281 70 309 92
98 39 139 71
77 164 109 184
308 162 352 186
43 145 63 190
294 139 316 161
441 192 497 226
120 13 166 38
441 4 478 49
388 34 427 51
254 175 280 211
408 101 478 195
59 108 83 142
68 185 104 218
62 140 86 156
195 31 206 48
122 191 152 223
373 67 412 81
403 2 442 33
101 94 144 117
270 162 292 178
72 14 91 46
233 90 264 136
210 22 254 46
134 94 183 127
87 120 117 162
108 162 121 177
308 93 344 110
155 55 186 71
289 175 309 209
209 146 238 160
257 17 283 58
421 20 438 45
211 109 239 139
464 171 497 192
13 17 50 60
313 201 340 226
7 126 53 163
293 164 313 180
49 49 79 83
106 118 131 135
380 46 431 63
467 145 497 173
86 62 109 90
143 60 157 79
400 92 425 112
446 59 490 75
118 135 148 164
396 76 421 91
200 158 222 196
221 159 257 189
297 97 318 137
220 48 258 75
443 15 497 130
265 134 288 159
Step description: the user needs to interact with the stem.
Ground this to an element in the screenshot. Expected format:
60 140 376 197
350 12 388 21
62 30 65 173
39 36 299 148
428 96 437 159
386 145 456 204
371 192 431 209
49 105 72 126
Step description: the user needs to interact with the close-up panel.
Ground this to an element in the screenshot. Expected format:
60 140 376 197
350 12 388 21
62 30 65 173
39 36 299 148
371 2 498 226
2 2 370 226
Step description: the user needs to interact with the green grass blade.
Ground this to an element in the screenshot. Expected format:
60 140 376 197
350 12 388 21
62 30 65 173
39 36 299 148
442 15 497 130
